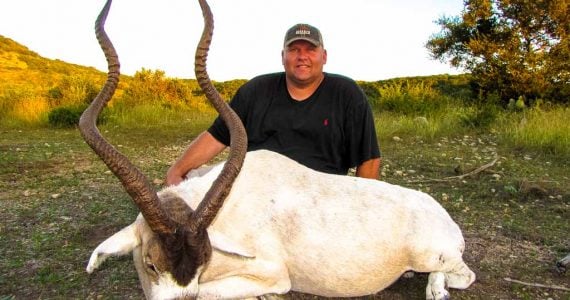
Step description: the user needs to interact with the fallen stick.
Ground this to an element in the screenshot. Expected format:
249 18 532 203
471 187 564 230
504 277 570 292
409 156 499 183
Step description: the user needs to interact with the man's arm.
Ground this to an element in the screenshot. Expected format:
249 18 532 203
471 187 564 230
355 157 382 179
166 131 227 186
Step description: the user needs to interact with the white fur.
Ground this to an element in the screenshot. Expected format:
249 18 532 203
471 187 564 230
151 269 202 300
560 253 570 266
88 150 475 299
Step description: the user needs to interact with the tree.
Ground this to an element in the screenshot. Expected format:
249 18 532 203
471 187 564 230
124 68 190 106
427 0 569 104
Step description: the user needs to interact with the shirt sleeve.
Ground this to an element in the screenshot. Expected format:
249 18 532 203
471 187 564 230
207 87 247 146
345 88 381 168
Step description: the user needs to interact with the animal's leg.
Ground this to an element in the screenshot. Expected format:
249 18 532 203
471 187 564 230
426 272 450 300
414 247 475 298
444 260 476 289
198 275 291 299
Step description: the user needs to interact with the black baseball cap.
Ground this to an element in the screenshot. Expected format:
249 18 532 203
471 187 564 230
283 23 323 47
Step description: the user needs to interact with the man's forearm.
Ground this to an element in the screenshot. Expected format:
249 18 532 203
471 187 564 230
355 157 382 179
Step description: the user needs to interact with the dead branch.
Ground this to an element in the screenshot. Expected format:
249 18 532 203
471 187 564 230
504 277 570 292
409 156 499 183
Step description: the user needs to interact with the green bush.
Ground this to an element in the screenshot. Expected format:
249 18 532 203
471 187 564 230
48 105 107 128
376 80 447 115
459 105 499 129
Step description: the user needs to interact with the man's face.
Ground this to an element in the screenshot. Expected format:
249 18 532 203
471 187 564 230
282 40 327 85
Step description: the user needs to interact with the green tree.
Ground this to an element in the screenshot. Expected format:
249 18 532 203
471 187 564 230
427 0 569 103
123 68 188 106
48 75 100 107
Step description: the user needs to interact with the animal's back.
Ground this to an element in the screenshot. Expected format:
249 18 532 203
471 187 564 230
194 150 466 297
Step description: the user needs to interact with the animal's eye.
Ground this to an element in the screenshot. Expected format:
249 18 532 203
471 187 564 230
146 262 158 274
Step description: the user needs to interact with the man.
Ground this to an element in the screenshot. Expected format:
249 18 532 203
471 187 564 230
166 23 381 186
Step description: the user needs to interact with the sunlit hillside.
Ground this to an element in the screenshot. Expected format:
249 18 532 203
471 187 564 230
1 35 568 157
0 35 111 125
0 35 252 126
0 35 107 91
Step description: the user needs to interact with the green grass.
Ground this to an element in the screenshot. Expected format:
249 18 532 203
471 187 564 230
376 108 472 141
108 103 217 131
497 106 570 156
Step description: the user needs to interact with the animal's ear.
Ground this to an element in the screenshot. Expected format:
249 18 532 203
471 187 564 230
208 230 256 258
86 222 141 273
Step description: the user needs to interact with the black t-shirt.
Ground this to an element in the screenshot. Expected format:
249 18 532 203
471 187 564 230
208 72 380 175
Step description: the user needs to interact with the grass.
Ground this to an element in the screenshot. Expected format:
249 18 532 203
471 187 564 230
498 107 570 155
1 121 568 299
108 103 217 131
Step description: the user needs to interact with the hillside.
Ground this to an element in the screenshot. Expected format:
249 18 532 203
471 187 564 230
0 35 135 125
0 34 471 98
0 35 108 92
1 34 474 127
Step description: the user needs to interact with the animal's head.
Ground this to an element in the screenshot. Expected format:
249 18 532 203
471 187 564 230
80 0 246 298
86 193 214 298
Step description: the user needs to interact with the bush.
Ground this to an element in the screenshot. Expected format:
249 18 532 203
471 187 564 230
459 105 499 129
375 80 446 115
48 105 107 128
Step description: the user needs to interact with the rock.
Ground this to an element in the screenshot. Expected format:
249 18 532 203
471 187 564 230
414 116 429 126
519 180 548 198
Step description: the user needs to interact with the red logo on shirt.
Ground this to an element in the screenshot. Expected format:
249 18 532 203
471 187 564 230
323 118 329 126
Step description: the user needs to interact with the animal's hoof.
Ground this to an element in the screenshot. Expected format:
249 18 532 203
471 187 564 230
556 261 567 274
556 254 569 274
427 291 450 300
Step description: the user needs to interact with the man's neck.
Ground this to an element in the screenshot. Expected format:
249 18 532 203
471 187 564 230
286 73 325 101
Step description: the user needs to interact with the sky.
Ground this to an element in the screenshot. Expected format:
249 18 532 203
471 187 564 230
0 0 465 81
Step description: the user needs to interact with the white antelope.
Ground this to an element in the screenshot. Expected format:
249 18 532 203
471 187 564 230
80 0 476 299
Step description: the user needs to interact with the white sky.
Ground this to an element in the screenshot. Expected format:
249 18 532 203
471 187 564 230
0 0 464 81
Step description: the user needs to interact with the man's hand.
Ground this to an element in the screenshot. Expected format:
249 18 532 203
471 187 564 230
165 167 186 186
165 131 227 186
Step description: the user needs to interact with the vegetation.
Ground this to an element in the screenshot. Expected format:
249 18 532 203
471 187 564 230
427 0 570 103
0 31 569 299
426 0 570 104
4 34 567 157
0 35 241 129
